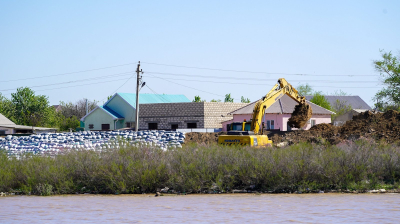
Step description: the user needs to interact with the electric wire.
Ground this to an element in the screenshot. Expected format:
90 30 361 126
142 61 377 77
145 73 225 97
99 74 136 103
146 71 378 83
1 62 138 83
0 71 135 92
145 74 381 89
145 85 171 103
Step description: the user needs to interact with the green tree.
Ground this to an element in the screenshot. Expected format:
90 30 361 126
296 83 313 96
310 92 331 111
193 96 204 102
241 96 250 103
224 94 234 102
0 93 15 122
210 99 221 102
373 50 400 111
11 87 52 126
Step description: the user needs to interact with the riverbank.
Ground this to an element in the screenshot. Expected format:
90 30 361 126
1 139 400 195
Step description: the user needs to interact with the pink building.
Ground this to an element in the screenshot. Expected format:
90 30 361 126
222 95 334 131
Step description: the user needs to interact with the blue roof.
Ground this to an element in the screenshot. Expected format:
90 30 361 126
100 105 124 119
116 93 190 106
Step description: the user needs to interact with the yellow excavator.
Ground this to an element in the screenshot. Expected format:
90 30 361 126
218 78 312 146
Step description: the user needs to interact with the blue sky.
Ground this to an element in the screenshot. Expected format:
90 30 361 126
0 0 399 106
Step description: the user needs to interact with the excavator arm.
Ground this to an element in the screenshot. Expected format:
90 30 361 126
250 78 309 134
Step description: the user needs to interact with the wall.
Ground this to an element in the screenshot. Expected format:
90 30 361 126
105 94 136 123
222 113 332 131
84 108 116 130
139 102 248 130
0 127 14 135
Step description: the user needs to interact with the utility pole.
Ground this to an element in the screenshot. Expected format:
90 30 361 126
135 61 143 132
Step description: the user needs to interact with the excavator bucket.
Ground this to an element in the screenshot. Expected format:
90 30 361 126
288 103 313 128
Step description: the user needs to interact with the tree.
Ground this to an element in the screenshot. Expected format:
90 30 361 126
373 50 400 111
60 99 98 119
11 87 52 126
224 94 234 102
297 83 313 96
0 93 15 122
193 96 205 102
310 92 331 111
210 99 221 102
241 96 250 103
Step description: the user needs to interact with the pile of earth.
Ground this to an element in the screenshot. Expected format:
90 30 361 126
288 103 313 128
185 132 227 145
275 110 400 145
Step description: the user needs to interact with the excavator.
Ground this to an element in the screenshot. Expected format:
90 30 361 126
218 78 312 146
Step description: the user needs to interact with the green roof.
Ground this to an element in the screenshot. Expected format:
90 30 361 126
113 93 190 106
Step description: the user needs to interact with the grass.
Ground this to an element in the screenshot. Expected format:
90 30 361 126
1 139 400 195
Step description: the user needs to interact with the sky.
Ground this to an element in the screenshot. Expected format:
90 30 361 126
0 0 399 107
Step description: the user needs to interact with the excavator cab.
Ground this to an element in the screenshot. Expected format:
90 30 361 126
227 120 251 131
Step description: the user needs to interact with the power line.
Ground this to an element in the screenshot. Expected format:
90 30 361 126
145 85 171 103
146 73 225 97
142 61 377 77
146 71 378 83
145 74 381 88
1 62 138 83
99 75 136 103
0 71 135 92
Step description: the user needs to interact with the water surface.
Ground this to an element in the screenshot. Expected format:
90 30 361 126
1 194 399 223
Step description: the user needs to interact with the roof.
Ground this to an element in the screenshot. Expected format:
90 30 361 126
305 95 371 110
100 105 124 119
0 124 57 130
105 93 190 108
229 95 334 115
80 105 124 121
0 113 16 126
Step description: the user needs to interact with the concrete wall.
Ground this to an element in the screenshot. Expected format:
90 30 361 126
138 102 248 130
0 127 14 135
222 113 332 131
84 108 116 130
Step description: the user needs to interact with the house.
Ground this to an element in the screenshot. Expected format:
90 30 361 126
333 109 379 126
221 95 335 132
81 93 192 131
305 95 372 126
139 102 248 130
305 96 371 110
0 113 57 135
80 92 249 131
53 105 62 112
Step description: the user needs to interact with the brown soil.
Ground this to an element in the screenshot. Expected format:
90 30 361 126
277 110 400 145
184 110 400 145
185 132 227 145
287 103 313 128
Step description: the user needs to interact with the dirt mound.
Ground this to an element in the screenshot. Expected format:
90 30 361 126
279 110 400 145
185 132 227 144
288 103 313 128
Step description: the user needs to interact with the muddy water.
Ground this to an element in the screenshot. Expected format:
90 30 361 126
1 194 400 223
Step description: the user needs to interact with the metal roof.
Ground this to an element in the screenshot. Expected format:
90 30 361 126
112 93 190 107
0 113 16 126
100 105 124 119
305 95 371 110
229 95 334 115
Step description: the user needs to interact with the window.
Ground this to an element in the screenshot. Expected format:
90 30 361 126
126 122 134 128
287 123 292 131
266 120 274 130
171 124 178 130
89 124 94 129
311 120 316 127
0 130 5 135
101 124 110 130
148 123 158 130
187 123 197 128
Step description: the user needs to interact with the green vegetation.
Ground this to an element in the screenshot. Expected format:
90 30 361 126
192 96 205 102
373 50 400 112
297 83 313 96
1 140 400 195
0 87 97 131
224 93 234 102
241 96 251 103
310 92 332 111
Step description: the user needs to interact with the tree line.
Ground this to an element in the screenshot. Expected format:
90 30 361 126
0 87 97 131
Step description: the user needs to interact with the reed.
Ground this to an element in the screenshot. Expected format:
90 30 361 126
1 139 400 195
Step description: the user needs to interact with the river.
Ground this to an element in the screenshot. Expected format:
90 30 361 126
1 194 400 223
